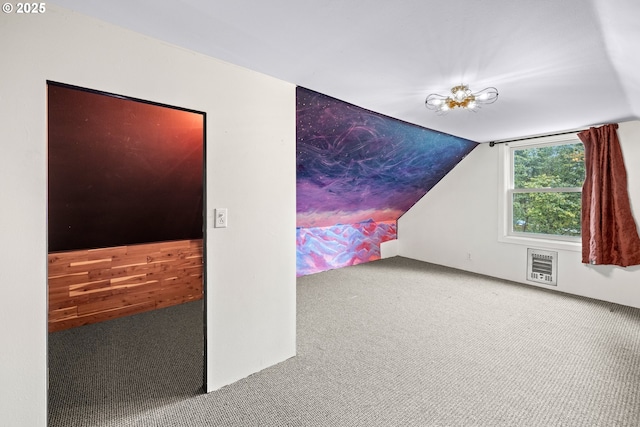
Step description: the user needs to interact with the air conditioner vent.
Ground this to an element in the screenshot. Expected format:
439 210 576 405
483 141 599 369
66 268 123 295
527 248 557 286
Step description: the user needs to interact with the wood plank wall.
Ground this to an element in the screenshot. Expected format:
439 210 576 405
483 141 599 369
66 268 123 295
48 239 203 332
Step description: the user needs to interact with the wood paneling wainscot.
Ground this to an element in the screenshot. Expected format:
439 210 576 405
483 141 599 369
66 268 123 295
48 239 203 332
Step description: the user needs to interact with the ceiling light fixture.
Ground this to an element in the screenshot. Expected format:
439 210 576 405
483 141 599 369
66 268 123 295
425 84 498 113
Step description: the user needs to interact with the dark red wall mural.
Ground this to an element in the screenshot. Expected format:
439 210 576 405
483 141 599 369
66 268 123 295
47 83 205 252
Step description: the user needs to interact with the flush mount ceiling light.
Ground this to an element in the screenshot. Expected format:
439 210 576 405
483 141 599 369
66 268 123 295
425 84 498 114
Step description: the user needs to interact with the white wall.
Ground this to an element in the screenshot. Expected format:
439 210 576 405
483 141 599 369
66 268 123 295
399 120 640 308
0 5 296 426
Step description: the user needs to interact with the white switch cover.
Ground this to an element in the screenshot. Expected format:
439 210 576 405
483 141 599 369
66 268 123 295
214 208 228 228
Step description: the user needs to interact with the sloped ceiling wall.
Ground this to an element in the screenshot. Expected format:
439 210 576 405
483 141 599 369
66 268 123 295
296 87 476 275
593 0 640 117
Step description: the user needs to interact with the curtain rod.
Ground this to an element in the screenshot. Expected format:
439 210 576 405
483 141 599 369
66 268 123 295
488 124 606 147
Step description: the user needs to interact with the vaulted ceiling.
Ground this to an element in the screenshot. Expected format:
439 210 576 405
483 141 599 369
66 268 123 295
54 0 640 143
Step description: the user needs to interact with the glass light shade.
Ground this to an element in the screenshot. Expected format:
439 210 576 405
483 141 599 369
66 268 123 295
426 85 498 114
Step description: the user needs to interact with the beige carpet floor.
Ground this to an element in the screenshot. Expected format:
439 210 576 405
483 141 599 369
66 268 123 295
48 257 640 426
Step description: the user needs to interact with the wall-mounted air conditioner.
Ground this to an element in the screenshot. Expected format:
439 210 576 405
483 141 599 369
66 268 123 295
527 248 557 286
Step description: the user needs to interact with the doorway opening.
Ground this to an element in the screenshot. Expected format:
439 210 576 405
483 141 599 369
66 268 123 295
46 81 207 424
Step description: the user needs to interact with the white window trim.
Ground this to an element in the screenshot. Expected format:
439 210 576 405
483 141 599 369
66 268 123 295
497 133 582 252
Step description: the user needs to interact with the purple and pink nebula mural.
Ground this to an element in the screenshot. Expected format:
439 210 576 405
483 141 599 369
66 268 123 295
296 87 477 276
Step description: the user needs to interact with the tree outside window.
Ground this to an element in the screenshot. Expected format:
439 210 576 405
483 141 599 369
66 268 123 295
510 141 585 239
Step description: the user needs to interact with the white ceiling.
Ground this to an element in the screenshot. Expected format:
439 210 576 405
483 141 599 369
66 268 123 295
53 0 640 143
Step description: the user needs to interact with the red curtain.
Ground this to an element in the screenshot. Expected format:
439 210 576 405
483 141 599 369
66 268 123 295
578 124 640 267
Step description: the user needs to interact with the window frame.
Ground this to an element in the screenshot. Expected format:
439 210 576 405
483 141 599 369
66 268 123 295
498 133 583 251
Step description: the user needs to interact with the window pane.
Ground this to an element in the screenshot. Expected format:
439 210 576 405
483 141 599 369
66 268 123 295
513 143 585 189
513 192 581 237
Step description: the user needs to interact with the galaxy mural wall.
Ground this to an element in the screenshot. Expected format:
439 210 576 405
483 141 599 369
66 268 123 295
296 87 477 276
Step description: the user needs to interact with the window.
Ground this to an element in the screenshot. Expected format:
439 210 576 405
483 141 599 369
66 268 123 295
500 134 585 247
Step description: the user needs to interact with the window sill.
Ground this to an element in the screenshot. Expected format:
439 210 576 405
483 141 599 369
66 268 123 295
498 234 581 252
